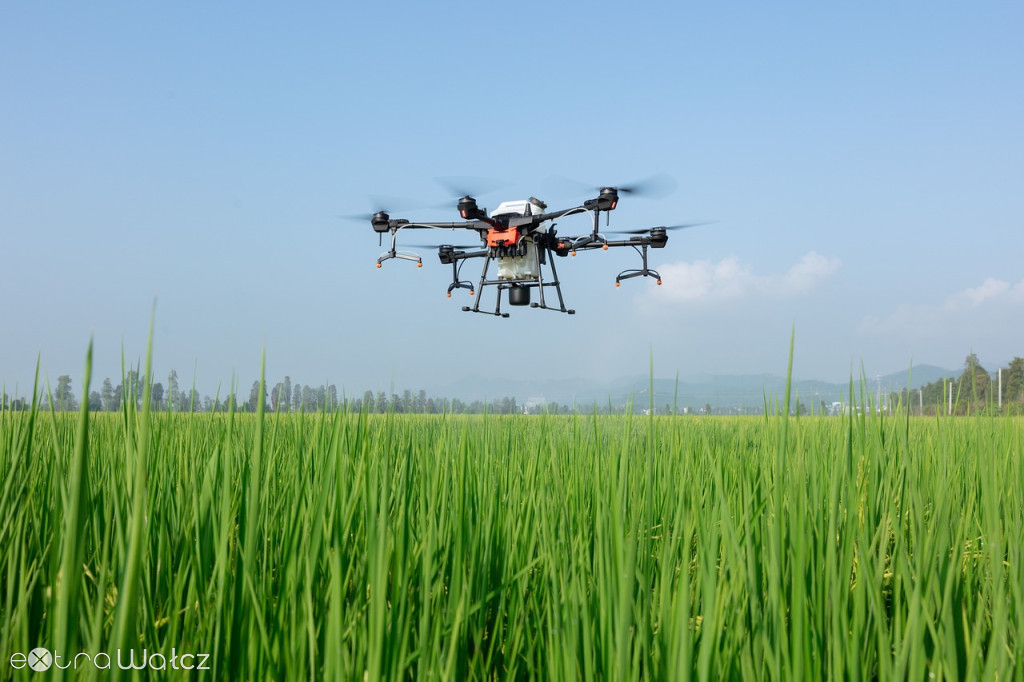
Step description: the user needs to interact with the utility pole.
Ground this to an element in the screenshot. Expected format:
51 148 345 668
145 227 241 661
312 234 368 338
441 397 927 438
998 368 1003 409
948 380 954 416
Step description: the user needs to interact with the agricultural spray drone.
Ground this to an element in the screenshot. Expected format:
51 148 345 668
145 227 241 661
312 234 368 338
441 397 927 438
364 176 704 317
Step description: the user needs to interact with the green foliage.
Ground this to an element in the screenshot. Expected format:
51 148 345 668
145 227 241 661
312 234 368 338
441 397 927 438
959 353 992 414
53 374 77 412
1003 357 1024 413
2 384 1022 679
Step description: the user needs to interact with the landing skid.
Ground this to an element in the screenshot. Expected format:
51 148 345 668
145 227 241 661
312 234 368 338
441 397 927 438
461 245 574 317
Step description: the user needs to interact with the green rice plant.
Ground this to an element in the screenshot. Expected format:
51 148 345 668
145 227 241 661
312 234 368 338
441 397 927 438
0 341 1021 680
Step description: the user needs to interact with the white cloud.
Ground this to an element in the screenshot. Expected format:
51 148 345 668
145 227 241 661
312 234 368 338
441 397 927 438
859 277 1024 337
781 252 844 295
650 251 841 304
961 277 1011 306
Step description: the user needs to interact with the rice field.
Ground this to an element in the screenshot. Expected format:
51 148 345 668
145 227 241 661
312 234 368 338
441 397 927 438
1 349 1021 679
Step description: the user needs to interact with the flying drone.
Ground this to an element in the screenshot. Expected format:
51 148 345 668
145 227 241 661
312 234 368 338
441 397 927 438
366 177 702 317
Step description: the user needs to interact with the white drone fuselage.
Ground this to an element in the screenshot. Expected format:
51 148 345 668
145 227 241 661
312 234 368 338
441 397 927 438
490 198 550 281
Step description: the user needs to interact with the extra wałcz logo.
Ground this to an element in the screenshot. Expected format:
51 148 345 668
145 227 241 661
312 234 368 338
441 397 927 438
11 648 211 672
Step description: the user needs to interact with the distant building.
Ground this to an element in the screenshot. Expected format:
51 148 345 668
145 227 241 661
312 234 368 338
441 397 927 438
524 396 546 414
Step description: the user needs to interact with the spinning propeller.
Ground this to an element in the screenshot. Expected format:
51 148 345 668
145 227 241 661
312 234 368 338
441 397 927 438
608 221 713 235
360 173 710 317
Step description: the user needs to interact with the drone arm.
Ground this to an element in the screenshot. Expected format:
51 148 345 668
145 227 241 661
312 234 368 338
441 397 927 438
560 233 669 252
390 220 490 231
439 248 488 263
532 206 590 223
550 233 668 286
597 236 666 249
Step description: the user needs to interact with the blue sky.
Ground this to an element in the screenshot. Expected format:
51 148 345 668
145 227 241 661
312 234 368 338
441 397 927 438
2 1 1022 398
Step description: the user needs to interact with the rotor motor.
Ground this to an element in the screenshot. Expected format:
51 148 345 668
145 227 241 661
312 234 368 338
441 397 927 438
371 211 390 233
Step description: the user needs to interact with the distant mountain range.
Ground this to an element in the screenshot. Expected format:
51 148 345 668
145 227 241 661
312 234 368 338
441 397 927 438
432 364 969 410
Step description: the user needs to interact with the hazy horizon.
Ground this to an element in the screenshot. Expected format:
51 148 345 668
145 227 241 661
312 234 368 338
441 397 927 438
1 327 1005 405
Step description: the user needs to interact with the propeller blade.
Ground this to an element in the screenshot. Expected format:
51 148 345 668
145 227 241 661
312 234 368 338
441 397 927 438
614 173 677 198
608 221 713 235
367 194 414 211
434 176 509 199
542 174 594 198
339 194 426 222
544 173 677 200
339 212 378 223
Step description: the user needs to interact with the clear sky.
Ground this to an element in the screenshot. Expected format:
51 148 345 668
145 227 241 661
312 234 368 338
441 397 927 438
2 1 1022 398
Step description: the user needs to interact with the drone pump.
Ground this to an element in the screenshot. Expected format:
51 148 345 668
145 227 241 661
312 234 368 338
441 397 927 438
508 284 530 306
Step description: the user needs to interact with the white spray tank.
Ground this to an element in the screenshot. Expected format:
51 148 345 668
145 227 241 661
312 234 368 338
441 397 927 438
490 198 547 281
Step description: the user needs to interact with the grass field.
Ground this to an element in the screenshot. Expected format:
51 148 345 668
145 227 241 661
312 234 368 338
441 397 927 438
1 353 1022 679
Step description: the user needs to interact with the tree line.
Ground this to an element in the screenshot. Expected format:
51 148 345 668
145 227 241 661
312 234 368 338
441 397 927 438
892 354 1024 415
1 369 639 416
0 370 531 415
6 353 1023 416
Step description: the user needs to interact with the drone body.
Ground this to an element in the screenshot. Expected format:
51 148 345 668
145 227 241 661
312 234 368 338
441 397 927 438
490 199 547 282
370 183 697 317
